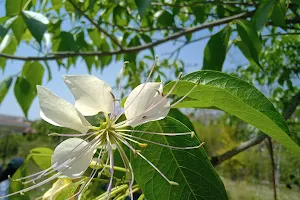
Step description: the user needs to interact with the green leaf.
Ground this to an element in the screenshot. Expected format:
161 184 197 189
271 0 286 27
14 62 44 117
132 117 227 200
168 108 195 132
54 31 77 52
253 0 277 31
236 20 262 69
203 25 231 71
9 161 30 200
11 16 26 42
22 10 49 43
6 0 26 16
135 0 151 17
191 5 206 23
0 76 13 104
164 70 300 156
30 147 53 170
155 10 174 26
0 35 17 70
291 0 300 6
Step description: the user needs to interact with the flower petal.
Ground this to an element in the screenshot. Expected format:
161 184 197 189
52 138 95 178
124 82 170 127
63 75 114 116
37 86 92 133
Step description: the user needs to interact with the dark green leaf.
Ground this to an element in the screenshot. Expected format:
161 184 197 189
168 108 195 132
0 76 13 104
11 16 26 42
203 25 231 71
6 0 26 16
236 20 262 69
14 62 44 117
113 6 128 26
191 5 205 23
132 117 227 200
253 0 277 31
156 10 174 26
164 70 300 156
271 0 286 27
135 0 151 17
9 161 30 200
291 0 300 6
22 10 49 43
55 31 77 51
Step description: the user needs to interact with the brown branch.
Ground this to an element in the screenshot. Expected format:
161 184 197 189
151 1 255 7
266 137 277 200
0 12 252 61
67 0 123 49
211 92 300 166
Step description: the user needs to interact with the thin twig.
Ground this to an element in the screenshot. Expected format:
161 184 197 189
266 137 277 200
67 0 123 49
211 92 300 166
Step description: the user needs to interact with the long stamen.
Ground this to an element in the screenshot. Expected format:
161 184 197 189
73 149 104 200
106 133 114 200
0 173 61 199
113 56 158 124
116 135 178 186
119 132 204 150
48 131 97 137
117 129 195 137
112 138 134 200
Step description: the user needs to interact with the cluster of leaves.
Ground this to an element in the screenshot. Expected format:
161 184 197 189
0 0 299 117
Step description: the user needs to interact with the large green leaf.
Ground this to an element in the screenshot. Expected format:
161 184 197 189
14 62 44 117
22 10 49 43
30 147 53 170
236 20 262 69
6 0 26 16
0 35 17 70
271 0 286 27
11 16 26 42
203 25 231 71
0 76 13 104
135 0 152 17
131 117 227 200
164 70 300 155
253 0 277 31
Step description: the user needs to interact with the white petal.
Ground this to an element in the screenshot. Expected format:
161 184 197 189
124 82 170 127
52 138 95 178
37 86 92 133
63 75 114 116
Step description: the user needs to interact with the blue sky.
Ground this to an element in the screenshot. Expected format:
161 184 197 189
0 4 246 120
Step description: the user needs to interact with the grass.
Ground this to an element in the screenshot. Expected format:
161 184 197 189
223 178 300 200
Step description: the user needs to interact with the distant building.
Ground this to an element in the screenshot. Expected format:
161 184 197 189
0 115 33 134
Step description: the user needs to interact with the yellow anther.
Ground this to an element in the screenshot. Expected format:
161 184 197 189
138 143 148 148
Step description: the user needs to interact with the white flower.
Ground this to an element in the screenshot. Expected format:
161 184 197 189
2 69 201 200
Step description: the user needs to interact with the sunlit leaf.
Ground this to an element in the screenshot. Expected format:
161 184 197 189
30 147 53 170
22 10 49 43
164 70 300 155
11 16 26 42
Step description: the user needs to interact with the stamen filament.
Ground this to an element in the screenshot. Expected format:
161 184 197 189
117 129 195 137
116 135 178 186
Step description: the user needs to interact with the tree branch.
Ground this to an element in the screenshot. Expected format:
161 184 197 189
0 12 252 61
67 0 123 49
211 92 300 166
151 1 255 7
